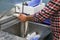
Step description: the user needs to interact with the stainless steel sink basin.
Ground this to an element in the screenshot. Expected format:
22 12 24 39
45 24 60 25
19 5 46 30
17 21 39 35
0 9 51 39
1 18 51 40
26 22 51 40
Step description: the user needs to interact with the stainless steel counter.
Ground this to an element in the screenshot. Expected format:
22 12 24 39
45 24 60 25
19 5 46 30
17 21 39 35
0 31 27 40
0 15 20 30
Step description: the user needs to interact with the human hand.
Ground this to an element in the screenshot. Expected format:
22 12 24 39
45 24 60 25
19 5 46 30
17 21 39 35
17 14 28 22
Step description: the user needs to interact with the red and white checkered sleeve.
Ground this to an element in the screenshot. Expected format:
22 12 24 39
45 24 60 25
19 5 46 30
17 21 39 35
33 0 60 22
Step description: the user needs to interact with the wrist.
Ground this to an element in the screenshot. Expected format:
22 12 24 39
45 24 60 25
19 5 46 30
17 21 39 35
27 16 33 21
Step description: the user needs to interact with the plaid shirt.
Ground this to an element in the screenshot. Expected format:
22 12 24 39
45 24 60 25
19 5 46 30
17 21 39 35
33 0 60 40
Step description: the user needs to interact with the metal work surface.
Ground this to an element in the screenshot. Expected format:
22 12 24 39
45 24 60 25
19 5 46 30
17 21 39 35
0 15 20 30
0 31 27 40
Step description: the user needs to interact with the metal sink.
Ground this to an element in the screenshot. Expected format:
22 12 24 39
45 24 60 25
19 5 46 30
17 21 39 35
0 17 51 40
26 22 51 40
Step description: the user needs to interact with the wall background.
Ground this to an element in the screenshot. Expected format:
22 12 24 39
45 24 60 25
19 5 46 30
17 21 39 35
43 0 50 4
0 0 50 15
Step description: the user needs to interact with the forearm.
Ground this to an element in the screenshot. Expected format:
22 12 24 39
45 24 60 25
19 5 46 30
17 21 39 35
27 16 34 21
